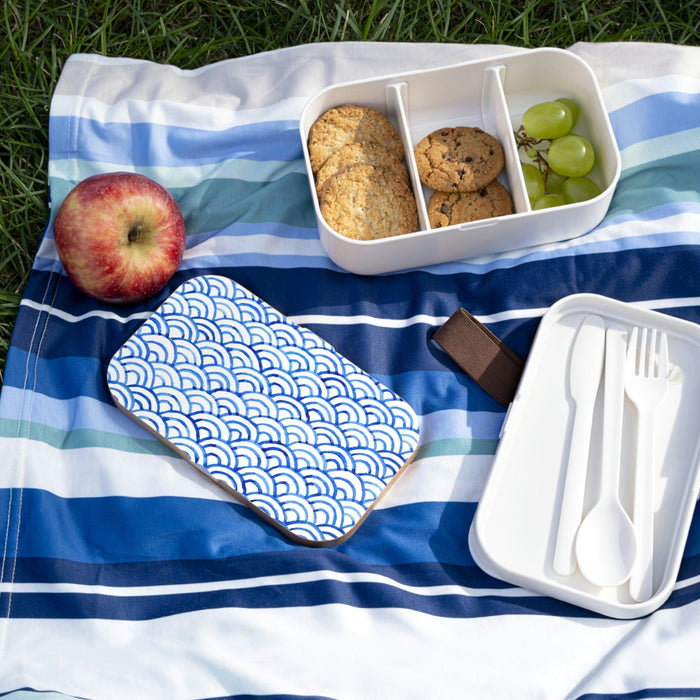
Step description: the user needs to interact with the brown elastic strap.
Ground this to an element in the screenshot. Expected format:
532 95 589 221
433 308 524 408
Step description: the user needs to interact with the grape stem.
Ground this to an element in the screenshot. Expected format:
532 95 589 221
514 125 551 174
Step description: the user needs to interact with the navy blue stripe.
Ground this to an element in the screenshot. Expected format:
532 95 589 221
578 688 700 700
15 246 700 363
658 578 700 612
5 567 700 623
5 560 699 624
3 323 511 415
4 488 699 619
3 579 596 621
6 489 480 567
49 116 303 166
0 695 333 700
10 555 505 590
170 252 700 328
32 244 700 328
206 696 336 700
206 695 336 700
7 249 699 409
0 691 331 700
207 696 335 700
0 347 507 423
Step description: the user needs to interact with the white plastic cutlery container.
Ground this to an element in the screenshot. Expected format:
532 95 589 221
468 294 700 618
299 48 621 275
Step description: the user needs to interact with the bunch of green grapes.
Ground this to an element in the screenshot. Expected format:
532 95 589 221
515 99 601 209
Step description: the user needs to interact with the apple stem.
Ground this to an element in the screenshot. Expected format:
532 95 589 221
128 224 143 244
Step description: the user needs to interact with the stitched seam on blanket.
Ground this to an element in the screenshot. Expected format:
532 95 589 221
5 276 62 618
0 283 52 598
0 53 94 636
0 273 63 631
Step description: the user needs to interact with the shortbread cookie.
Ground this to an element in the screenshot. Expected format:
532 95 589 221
428 180 513 228
414 126 505 192
308 104 404 174
320 163 417 241
315 141 409 198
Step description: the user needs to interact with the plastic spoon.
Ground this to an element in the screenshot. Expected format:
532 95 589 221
553 315 606 576
575 325 637 587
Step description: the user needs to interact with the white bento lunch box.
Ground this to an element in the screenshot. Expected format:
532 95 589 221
299 47 621 275
469 294 700 618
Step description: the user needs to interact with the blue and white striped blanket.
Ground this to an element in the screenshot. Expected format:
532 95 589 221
1 41 699 699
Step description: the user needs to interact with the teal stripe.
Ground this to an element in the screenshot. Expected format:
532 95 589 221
0 417 171 455
0 417 494 461
49 157 700 245
608 150 700 218
49 157 308 189
414 438 499 460
47 173 317 235
171 173 316 235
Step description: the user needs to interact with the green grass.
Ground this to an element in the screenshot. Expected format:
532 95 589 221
1 0 698 384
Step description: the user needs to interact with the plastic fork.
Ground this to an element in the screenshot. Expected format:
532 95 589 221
625 326 669 602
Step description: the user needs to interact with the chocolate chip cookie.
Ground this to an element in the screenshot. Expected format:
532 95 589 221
427 180 513 228
414 126 505 192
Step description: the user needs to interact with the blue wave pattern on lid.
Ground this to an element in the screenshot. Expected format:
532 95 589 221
107 275 421 543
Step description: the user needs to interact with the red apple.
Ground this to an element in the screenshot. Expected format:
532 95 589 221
53 171 186 304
